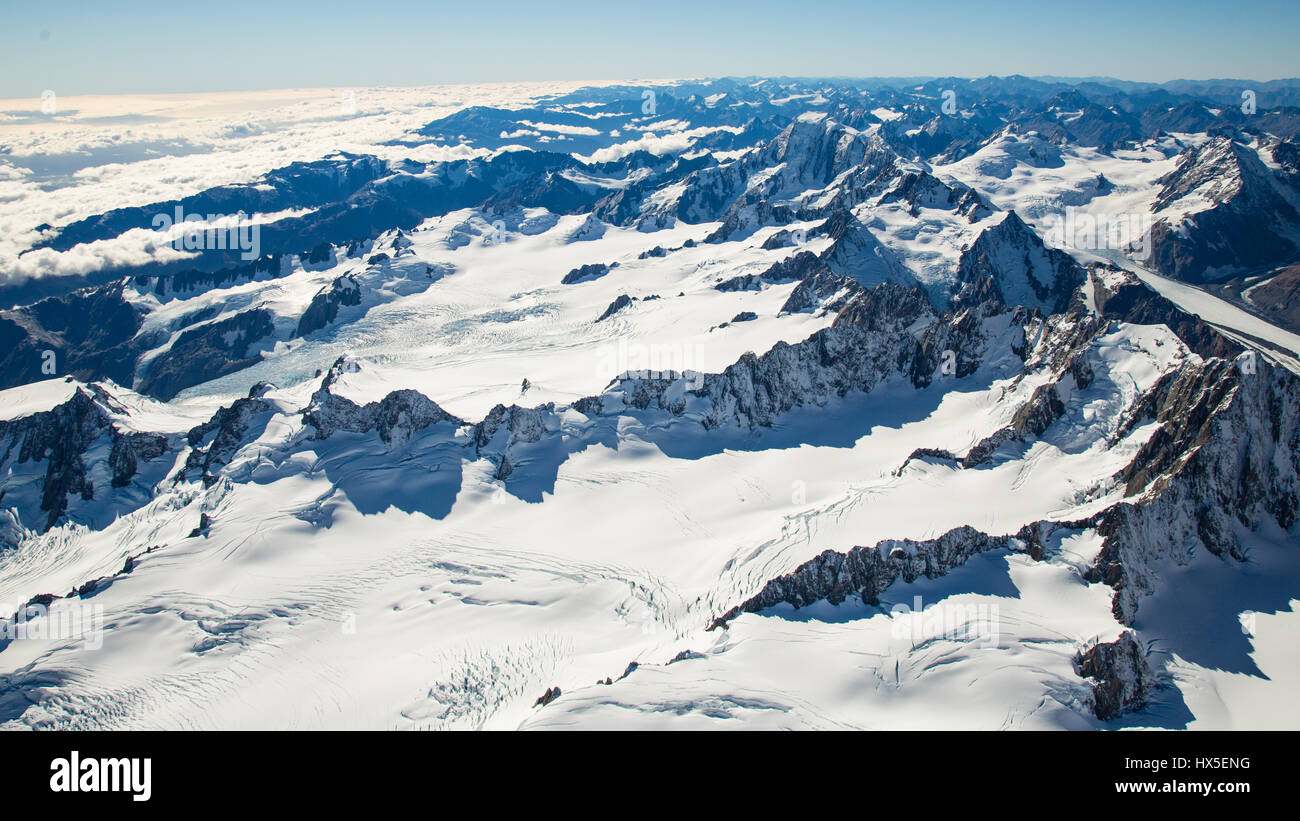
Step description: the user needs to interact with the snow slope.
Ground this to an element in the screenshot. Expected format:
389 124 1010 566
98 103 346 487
2 78 1298 732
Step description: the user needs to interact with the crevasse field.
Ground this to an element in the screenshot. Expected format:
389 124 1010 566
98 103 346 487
2 80 1298 730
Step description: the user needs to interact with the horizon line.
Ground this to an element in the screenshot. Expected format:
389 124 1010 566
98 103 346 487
6 73 1300 102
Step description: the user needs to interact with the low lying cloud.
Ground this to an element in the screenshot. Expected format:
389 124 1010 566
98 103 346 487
0 81 613 287
578 125 743 164
517 120 601 136
4 228 196 285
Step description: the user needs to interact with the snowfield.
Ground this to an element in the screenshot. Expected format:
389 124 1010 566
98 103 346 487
2 77 1298 731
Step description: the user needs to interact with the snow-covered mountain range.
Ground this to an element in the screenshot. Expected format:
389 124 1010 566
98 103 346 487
2 76 1299 729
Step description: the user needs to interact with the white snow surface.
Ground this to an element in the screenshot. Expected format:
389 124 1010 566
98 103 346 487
1 84 1297 732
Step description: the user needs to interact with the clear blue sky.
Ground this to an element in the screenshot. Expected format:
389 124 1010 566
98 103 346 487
2 0 1298 97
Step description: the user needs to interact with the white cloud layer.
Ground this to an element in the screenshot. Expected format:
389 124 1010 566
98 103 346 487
0 81 615 287
577 125 743 164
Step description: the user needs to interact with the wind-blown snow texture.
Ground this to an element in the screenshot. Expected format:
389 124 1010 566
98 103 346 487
2 77 1300 730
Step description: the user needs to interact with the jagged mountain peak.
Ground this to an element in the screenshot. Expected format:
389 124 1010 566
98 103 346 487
1154 136 1261 210
4 76 1300 733
954 210 1085 313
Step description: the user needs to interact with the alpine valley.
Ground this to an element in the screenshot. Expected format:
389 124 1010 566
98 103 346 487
2 76 1300 730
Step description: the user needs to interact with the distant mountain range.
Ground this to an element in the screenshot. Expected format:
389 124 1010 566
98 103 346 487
2 76 1299 730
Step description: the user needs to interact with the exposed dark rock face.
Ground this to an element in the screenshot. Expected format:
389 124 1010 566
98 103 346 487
295 275 362 337
561 261 618 285
109 432 167 488
576 281 1007 432
711 510 1085 623
898 311 1098 474
958 381 1069 470
0 283 147 391
473 403 546 450
309 388 460 445
303 242 336 269
704 200 796 243
1147 137 1300 283
1111 358 1239 499
136 254 289 302
0 388 108 531
591 187 645 227
953 211 1085 314
779 269 864 315
0 386 168 535
1202 262 1300 337
1011 383 1068 436
879 169 992 221
748 217 916 315
595 294 633 322
671 116 893 235
182 383 277 486
1074 631 1153 720
138 308 276 401
188 512 213 538
1246 264 1300 329
1086 357 1300 624
1090 266 1242 360
708 523 1064 629
716 249 827 294
302 357 462 445
761 227 805 250
966 346 1092 467
533 686 561 707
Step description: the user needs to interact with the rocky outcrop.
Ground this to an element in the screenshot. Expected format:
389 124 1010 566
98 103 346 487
295 274 362 337
182 383 277 486
879 170 992 221
954 211 1084 314
576 281 1013 432
1074 631 1153 720
109 432 167 488
1090 266 1242 360
0 385 169 536
708 523 1049 629
473 403 548 452
716 249 828 294
595 294 633 322
303 358 462 445
674 116 893 231
960 363 1083 468
561 262 618 285
0 283 147 391
1147 137 1300 283
0 388 109 531
1087 357 1300 624
533 686 562 707
779 269 864 315
138 308 276 401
